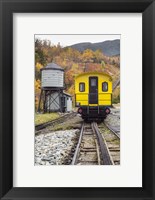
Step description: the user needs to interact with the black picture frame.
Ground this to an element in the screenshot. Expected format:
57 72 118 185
0 0 154 199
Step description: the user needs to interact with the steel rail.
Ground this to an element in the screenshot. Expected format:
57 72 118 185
35 112 76 131
104 122 120 139
92 122 113 165
71 123 84 165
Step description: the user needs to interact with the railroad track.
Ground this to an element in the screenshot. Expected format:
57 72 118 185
98 123 120 165
35 112 77 132
104 122 120 139
71 122 114 165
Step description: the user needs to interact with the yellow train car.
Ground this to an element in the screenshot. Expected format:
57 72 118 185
75 72 112 121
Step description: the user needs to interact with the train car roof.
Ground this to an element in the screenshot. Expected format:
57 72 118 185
75 72 112 80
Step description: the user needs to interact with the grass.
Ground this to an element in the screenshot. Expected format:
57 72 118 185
48 116 83 132
49 124 74 131
35 113 60 125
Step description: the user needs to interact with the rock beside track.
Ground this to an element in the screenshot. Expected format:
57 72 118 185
105 108 120 128
35 129 79 165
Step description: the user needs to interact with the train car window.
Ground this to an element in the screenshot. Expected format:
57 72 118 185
79 83 85 92
91 78 97 86
102 82 108 91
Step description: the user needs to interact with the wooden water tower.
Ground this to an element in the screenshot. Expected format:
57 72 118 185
38 63 65 113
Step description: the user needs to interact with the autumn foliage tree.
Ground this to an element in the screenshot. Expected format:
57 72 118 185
35 79 41 110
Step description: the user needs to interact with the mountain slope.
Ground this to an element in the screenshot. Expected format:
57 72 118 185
69 39 120 56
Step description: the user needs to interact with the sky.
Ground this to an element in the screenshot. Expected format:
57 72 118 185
35 34 120 47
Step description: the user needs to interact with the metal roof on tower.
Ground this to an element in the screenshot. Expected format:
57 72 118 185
43 62 64 71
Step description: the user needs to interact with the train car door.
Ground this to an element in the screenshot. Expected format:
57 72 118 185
89 77 98 104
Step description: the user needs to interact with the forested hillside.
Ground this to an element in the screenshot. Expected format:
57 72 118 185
35 39 120 110
69 39 120 57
